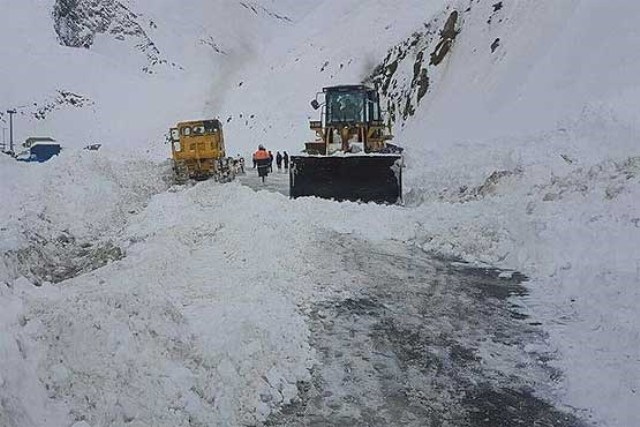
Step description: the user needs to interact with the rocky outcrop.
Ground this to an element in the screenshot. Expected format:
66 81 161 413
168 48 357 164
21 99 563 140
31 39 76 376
33 90 93 120
366 9 462 126
0 90 93 124
52 0 173 73
239 1 293 22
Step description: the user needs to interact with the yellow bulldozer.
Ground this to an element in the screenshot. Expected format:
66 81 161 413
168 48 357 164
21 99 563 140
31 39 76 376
289 85 403 204
168 119 234 182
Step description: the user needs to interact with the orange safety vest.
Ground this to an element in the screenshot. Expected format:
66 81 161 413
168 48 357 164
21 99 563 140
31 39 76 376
254 149 270 161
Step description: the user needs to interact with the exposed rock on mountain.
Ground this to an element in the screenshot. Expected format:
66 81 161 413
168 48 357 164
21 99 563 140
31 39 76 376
367 9 461 124
53 0 172 73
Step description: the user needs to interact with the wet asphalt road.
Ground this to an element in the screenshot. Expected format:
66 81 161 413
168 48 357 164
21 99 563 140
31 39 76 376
238 175 592 427
237 168 290 197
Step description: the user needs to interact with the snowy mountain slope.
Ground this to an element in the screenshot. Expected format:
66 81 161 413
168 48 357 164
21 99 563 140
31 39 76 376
0 0 317 155
53 0 173 73
219 0 639 166
392 4 640 425
400 0 640 189
216 0 449 154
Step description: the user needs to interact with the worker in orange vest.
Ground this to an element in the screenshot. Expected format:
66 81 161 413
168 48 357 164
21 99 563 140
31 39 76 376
254 145 271 182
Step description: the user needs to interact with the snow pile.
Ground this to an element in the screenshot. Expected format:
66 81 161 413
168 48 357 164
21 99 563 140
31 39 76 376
0 150 169 284
2 152 401 425
1 175 319 425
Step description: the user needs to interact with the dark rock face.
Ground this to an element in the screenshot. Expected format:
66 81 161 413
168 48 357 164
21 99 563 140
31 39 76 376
52 0 172 73
239 1 293 22
365 1 512 129
430 11 460 66
53 0 88 47
491 37 501 53
34 90 94 120
364 9 463 126
54 0 141 48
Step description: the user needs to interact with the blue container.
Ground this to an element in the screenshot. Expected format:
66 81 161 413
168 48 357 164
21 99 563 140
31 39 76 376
17 144 61 163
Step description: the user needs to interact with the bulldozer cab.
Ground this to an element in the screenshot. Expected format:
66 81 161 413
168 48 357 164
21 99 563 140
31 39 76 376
169 119 233 182
308 85 390 155
170 119 224 156
324 85 381 125
291 85 403 204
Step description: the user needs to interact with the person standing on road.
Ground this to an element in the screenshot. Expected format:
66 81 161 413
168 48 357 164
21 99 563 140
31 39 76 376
283 151 289 171
236 154 245 174
276 151 283 172
268 151 274 172
254 145 271 183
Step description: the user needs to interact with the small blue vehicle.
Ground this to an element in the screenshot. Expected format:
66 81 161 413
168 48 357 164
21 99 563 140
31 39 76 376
16 137 61 163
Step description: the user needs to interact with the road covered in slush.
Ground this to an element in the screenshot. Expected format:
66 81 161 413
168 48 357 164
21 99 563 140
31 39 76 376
239 170 590 426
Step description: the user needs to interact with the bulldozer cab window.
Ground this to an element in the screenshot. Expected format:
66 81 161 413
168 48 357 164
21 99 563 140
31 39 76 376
203 121 220 134
327 91 365 124
170 128 180 142
367 91 381 122
192 125 205 135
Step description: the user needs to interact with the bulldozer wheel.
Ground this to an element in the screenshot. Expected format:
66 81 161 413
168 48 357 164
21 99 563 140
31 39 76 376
173 161 190 184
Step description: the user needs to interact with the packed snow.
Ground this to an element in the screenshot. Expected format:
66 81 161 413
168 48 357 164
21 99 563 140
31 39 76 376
1 0 639 426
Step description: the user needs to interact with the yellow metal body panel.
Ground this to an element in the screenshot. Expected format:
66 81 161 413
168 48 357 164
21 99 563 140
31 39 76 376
306 122 391 155
304 86 394 155
171 119 226 180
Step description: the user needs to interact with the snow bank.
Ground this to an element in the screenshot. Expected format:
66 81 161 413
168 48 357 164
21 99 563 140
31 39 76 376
2 161 389 425
0 149 169 284
388 2 640 425
0 173 317 425
396 3 640 424
2 151 637 426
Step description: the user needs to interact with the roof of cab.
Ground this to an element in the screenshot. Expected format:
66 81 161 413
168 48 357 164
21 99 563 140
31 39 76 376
323 84 373 93
177 119 222 127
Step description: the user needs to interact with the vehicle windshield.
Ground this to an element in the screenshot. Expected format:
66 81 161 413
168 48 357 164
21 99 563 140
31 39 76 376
180 121 220 137
203 120 220 133
326 90 365 124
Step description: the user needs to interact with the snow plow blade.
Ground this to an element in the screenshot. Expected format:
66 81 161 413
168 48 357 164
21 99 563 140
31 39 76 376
289 155 402 204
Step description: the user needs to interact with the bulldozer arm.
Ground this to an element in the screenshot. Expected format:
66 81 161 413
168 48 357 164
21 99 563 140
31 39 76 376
289 155 402 204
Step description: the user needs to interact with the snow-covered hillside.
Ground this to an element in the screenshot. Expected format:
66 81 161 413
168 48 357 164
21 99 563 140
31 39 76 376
0 0 317 155
1 1 639 426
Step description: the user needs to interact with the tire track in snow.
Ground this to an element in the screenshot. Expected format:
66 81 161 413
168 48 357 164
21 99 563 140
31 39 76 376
237 169 290 197
267 234 591 427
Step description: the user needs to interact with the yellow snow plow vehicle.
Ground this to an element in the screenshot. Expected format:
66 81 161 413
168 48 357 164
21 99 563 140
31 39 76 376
169 119 234 182
289 85 403 204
